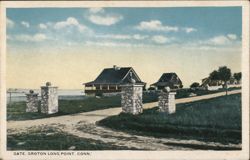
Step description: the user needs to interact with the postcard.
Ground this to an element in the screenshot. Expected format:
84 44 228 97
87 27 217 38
0 1 249 160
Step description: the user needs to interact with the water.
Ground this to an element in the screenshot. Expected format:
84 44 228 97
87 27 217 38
6 89 86 103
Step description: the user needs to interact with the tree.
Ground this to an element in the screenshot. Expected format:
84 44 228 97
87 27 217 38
209 66 231 95
218 66 231 95
209 70 220 81
190 82 200 89
218 66 231 83
209 70 220 86
233 72 242 84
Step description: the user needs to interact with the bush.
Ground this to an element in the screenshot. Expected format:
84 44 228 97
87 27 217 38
190 82 200 89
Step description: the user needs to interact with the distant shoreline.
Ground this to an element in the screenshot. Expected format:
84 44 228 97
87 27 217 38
6 89 86 103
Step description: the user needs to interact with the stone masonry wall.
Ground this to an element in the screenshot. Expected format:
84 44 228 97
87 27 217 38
158 92 176 114
41 86 58 114
121 84 143 115
26 92 39 112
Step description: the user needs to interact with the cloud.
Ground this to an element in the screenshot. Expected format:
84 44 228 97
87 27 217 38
183 27 197 33
39 23 47 29
8 17 92 44
151 35 169 44
85 41 144 48
135 20 178 32
14 33 47 42
185 34 240 50
227 34 237 40
207 35 232 45
87 8 123 26
133 34 148 40
204 34 239 45
89 8 104 14
36 18 91 34
95 34 148 40
54 17 78 29
7 18 15 28
21 21 30 28
96 34 131 40
136 20 198 33
54 17 89 33
184 44 218 51
88 15 123 26
86 41 131 47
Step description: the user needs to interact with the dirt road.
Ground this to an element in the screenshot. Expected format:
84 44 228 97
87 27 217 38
7 90 241 150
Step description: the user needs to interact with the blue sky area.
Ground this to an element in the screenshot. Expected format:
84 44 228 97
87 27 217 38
7 7 242 47
6 7 242 89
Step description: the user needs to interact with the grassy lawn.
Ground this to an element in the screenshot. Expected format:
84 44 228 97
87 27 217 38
98 94 241 144
7 87 241 121
7 126 136 150
7 96 121 121
143 87 241 103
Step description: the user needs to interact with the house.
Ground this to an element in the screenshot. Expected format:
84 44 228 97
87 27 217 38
200 77 223 90
201 77 223 87
227 77 241 88
200 77 240 91
150 73 183 90
228 77 239 85
83 65 146 96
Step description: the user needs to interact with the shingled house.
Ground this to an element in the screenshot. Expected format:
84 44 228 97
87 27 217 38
83 65 146 96
150 73 182 90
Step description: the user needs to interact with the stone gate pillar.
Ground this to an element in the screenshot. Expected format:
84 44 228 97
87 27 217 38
121 82 143 115
158 87 176 114
25 90 39 112
41 82 58 114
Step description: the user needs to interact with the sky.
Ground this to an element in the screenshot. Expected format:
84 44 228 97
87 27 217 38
6 7 242 89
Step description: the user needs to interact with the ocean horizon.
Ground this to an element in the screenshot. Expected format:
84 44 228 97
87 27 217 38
6 88 85 103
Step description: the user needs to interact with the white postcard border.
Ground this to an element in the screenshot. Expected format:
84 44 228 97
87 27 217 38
0 1 249 160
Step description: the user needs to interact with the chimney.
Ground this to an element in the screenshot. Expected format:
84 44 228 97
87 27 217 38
113 65 120 70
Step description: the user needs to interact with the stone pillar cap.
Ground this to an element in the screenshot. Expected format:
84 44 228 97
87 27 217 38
163 87 171 92
41 82 58 88
26 91 39 95
41 85 58 87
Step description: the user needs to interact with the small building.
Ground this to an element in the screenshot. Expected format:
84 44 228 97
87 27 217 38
200 77 223 90
228 77 239 85
83 65 146 96
150 73 183 90
201 77 240 91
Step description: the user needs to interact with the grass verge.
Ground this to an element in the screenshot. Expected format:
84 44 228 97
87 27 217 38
98 94 241 145
7 95 121 121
